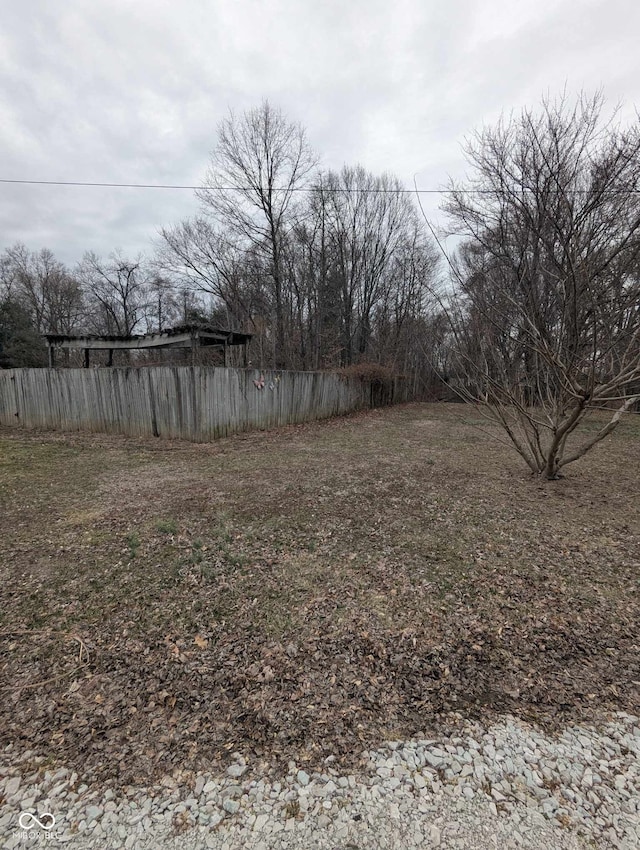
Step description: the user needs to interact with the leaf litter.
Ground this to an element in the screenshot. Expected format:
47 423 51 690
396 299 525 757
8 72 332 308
0 403 638 788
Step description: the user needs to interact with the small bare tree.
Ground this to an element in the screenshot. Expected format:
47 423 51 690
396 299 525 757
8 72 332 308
79 251 150 336
443 93 640 478
146 274 182 333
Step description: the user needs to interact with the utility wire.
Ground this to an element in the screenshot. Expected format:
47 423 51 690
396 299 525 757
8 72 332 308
4 178 638 194
0 178 449 192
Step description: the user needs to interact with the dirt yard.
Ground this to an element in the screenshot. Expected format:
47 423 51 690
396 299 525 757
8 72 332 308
0 403 638 789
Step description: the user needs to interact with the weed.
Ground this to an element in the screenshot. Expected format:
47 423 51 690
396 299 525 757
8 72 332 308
285 800 300 819
211 518 233 544
220 548 247 568
125 532 141 559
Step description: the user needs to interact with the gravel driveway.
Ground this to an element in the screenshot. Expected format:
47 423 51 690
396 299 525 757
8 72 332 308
2 713 638 849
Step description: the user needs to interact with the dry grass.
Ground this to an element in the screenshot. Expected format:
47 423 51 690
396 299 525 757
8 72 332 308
0 403 638 787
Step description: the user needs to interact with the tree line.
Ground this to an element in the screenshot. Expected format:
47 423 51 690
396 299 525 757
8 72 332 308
2 93 639 476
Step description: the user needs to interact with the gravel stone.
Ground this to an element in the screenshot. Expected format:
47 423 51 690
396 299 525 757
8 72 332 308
226 764 247 780
296 770 310 786
222 799 240 815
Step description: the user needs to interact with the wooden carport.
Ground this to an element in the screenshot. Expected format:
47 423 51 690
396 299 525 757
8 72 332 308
44 324 252 369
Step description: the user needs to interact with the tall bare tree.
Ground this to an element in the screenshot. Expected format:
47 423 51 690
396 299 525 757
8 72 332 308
196 100 317 367
313 167 428 364
444 93 640 478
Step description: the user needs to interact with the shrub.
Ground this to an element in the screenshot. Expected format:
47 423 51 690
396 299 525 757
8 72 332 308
336 362 396 385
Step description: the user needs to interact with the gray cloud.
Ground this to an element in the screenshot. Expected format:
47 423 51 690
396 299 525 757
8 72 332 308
1 0 639 265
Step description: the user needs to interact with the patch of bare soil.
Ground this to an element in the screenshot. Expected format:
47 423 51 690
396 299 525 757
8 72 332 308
0 404 638 788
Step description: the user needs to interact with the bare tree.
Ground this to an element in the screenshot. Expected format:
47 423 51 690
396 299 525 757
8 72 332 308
314 167 427 364
157 219 257 331
443 93 640 478
197 100 317 367
146 274 182 333
79 251 149 336
0 244 84 334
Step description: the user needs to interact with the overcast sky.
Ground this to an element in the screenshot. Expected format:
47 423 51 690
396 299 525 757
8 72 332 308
1 0 639 266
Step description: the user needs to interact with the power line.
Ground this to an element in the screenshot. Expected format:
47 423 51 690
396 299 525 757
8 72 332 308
0 178 448 193
0 178 206 190
2 177 639 195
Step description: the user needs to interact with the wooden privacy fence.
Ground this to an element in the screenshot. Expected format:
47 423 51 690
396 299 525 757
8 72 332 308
0 367 408 441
